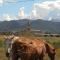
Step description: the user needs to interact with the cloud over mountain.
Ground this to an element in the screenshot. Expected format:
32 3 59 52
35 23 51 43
3 14 17 21
31 0 60 20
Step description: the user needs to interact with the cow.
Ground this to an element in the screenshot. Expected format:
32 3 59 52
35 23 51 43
4 36 55 60
11 37 55 60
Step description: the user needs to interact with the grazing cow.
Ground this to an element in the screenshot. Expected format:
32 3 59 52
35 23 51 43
11 37 55 60
4 36 55 60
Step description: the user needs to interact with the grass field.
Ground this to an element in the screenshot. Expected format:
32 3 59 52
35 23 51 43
0 48 60 60
0 35 60 60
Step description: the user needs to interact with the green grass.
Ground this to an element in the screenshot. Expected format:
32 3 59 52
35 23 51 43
0 47 7 60
0 35 4 47
41 36 60 48
0 35 60 60
0 36 60 47
0 40 4 47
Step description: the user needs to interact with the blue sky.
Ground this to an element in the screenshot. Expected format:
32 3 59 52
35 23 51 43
0 0 55 14
0 0 60 21
0 0 38 15
0 0 46 15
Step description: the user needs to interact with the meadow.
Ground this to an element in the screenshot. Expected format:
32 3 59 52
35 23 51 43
0 35 60 60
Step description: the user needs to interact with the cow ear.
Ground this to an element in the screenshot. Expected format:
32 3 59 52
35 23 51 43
4 35 8 39
8 35 14 39
11 35 14 39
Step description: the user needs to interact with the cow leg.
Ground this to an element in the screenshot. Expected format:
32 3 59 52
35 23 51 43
12 56 18 60
12 57 17 60
48 53 55 60
39 56 44 60
12 54 19 60
38 54 44 60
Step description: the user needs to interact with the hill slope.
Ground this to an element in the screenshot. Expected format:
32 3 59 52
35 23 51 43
0 19 60 33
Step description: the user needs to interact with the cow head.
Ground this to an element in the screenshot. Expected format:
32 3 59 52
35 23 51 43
4 35 14 57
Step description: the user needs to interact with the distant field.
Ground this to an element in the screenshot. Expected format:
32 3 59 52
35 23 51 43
0 35 60 60
41 36 60 48
0 35 60 48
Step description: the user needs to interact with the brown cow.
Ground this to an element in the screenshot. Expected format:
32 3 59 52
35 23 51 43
11 37 55 60
4 36 55 60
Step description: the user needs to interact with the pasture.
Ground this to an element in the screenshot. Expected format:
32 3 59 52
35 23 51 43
0 35 60 60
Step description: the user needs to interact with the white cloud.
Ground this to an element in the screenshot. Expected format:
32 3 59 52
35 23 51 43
30 0 60 20
17 0 60 20
30 10 37 19
3 14 12 21
18 7 27 19
38 1 60 10
30 2 50 19
48 17 52 21
0 0 3 3
3 14 18 21
0 0 4 6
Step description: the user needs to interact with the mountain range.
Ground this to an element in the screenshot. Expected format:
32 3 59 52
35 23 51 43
0 19 60 34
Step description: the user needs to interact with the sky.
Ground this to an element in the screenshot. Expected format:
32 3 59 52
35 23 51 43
0 0 60 21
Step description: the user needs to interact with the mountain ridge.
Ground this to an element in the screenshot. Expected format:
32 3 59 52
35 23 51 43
0 19 60 34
